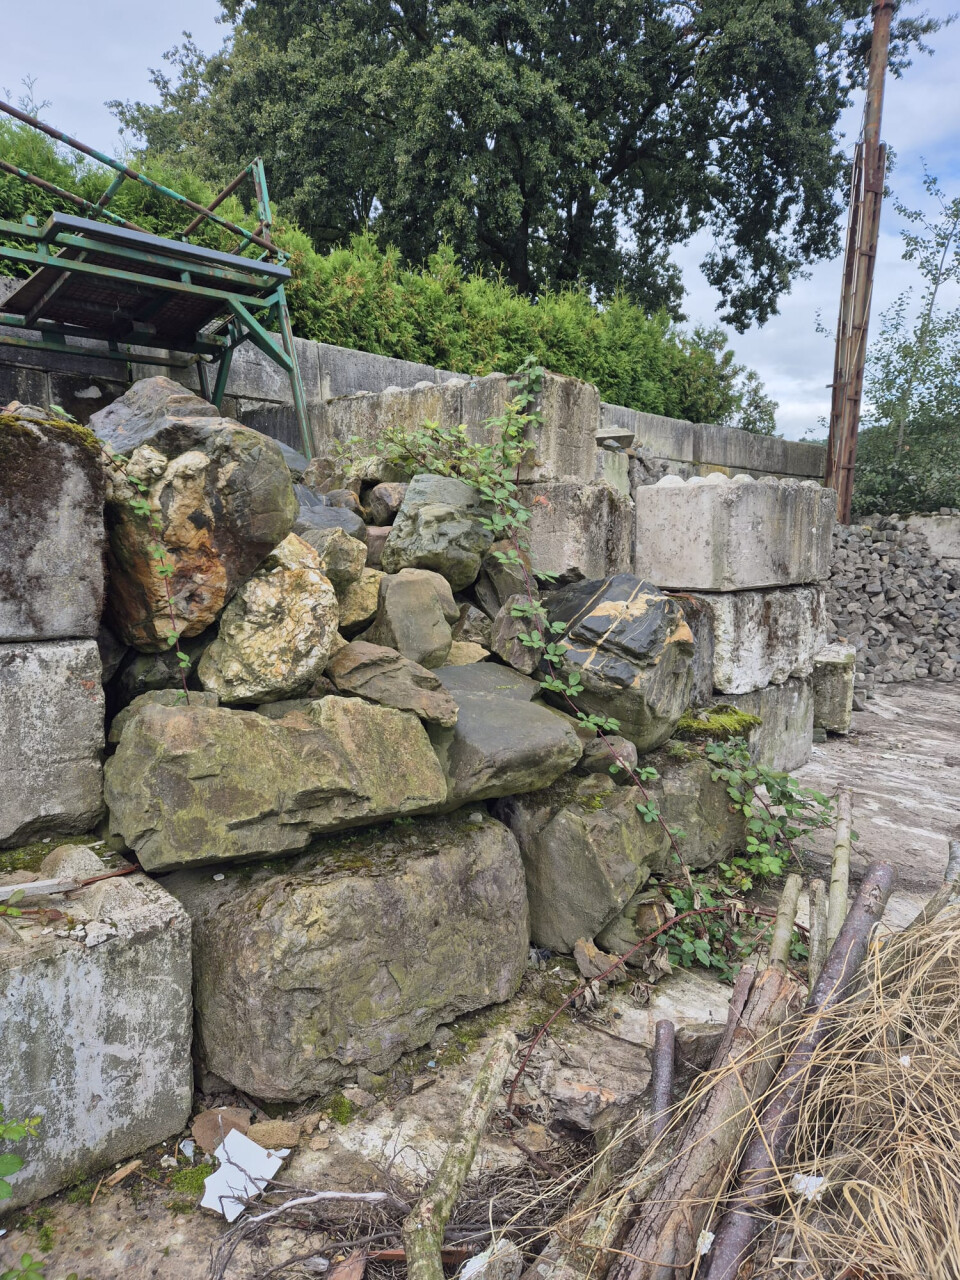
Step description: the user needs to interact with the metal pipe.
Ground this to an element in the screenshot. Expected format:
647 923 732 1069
0 159 145 230
180 166 252 237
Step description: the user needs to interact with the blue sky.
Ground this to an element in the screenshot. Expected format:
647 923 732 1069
2 0 958 440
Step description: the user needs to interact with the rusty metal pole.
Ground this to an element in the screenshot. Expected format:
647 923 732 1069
825 0 895 522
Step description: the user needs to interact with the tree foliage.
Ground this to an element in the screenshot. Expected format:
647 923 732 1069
113 0 941 330
854 172 960 517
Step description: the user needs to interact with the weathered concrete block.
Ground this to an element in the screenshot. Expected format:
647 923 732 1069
520 481 632 582
0 407 105 641
726 677 814 773
635 474 836 590
494 775 667 952
0 844 192 1208
812 642 856 735
674 586 828 694
314 381 463 456
164 816 528 1099
0 640 104 847
905 514 960 561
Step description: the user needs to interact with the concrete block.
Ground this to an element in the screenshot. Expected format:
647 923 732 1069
0 845 192 1208
812 642 856 735
906 514 960 561
316 343 444 399
596 444 631 495
634 474 835 590
521 481 632 582
726 677 814 773
1 409 106 641
674 587 828 694
0 640 104 847
314 381 463 456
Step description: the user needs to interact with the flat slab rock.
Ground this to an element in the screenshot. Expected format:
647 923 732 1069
163 815 529 1099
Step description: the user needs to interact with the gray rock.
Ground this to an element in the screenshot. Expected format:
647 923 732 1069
576 735 639 778
490 594 540 675
453 603 492 648
96 624 127 684
364 525 391 567
434 662 542 700
294 503 367 544
1 639 105 847
271 439 310 480
104 697 448 871
648 751 747 870
108 688 218 744
495 775 668 952
163 817 529 1099
0 408 105 641
294 524 366 590
0 845 192 1209
360 568 458 668
381 473 494 590
428 690 582 806
474 543 533 615
326 640 459 727
365 481 408 525
197 535 340 704
109 628 212 708
545 574 695 752
87 375 218 449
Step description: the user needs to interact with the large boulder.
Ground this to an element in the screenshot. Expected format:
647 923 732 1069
494 775 668 952
428 690 582 806
326 640 459 727
434 662 541 701
360 568 458 668
0 639 105 846
381 474 493 590
0 407 105 641
91 378 298 650
164 816 529 1100
197 534 339 704
104 698 447 871
545 574 695 752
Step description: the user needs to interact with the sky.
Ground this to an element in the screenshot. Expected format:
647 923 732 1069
1 0 959 441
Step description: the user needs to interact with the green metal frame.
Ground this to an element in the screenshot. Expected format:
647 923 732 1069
0 102 313 459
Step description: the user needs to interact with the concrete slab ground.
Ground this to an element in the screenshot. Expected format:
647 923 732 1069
795 677 960 927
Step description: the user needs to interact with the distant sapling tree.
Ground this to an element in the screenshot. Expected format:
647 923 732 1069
112 0 942 329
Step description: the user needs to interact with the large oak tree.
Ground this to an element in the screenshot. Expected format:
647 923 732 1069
114 0 939 328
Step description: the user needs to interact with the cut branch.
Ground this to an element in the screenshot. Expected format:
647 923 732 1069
826 788 853 950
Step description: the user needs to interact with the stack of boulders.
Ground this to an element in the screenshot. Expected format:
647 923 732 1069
0 375 834 1207
825 515 960 690
633 472 839 765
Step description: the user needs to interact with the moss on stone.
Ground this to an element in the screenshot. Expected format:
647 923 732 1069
0 412 101 459
169 1164 210 1197
0 841 52 875
674 704 762 742
326 1092 356 1125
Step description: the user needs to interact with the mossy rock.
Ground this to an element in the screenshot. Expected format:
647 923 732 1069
674 703 761 742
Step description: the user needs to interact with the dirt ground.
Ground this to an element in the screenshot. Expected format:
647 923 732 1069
3 677 957 1280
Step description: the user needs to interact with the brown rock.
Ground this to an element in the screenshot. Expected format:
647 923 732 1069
326 641 459 727
365 482 408 526
452 603 492 648
360 569 458 668
191 1106 250 1154
294 524 366 590
337 568 383 635
490 594 540 675
365 526 391 568
246 1119 301 1150
446 642 490 665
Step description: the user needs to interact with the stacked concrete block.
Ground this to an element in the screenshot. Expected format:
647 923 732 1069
0 844 192 1208
634 474 836 772
1 409 107 845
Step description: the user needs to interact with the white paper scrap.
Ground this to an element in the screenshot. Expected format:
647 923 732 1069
200 1127 290 1222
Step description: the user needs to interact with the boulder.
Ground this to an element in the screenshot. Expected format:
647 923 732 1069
495 774 669 952
87 375 218 448
453 603 492 648
812 643 856 735
647 751 747 870
360 568 458 668
0 844 192 1209
545 574 695 752
428 691 582 806
104 698 448 871
576 734 639 778
294 503 367 544
108 688 218 744
490 594 540 675
0 407 105 641
108 628 212 709
473 543 533 617
326 641 459 727
197 535 339 704
381 473 493 590
434 662 541 701
294 524 366 590
446 641 490 665
93 381 298 650
164 816 529 1099
365 481 408 525
0 639 105 847
337 567 383 635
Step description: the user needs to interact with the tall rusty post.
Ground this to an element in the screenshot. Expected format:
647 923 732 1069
824 0 895 522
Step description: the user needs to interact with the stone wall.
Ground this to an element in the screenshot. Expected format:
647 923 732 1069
826 516 960 689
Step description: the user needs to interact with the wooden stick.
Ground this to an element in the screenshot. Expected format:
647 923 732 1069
607 966 802 1280
826 789 853 951
768 875 803 973
807 878 828 993
402 1031 516 1280
905 838 960 931
650 1021 675 1140
700 859 896 1280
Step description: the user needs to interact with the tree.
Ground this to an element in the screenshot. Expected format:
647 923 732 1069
853 172 960 516
112 0 941 330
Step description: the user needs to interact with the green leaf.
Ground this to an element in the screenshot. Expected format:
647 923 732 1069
0 1153 24 1177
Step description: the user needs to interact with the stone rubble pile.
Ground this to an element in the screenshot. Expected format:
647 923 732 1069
0 374 846 1210
825 516 960 689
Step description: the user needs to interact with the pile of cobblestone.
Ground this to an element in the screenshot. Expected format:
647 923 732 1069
826 515 960 690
